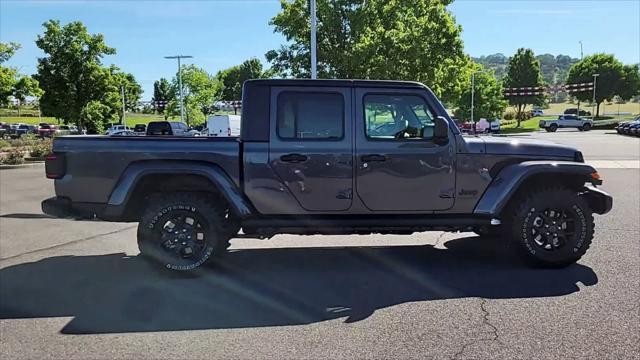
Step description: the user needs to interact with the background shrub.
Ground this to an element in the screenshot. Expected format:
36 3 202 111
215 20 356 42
29 138 52 158
0 148 25 165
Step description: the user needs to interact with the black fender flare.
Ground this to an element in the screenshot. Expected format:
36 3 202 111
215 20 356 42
473 161 600 217
104 161 254 219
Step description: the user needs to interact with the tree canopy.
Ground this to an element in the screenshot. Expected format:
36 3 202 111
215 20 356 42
503 48 545 126
266 0 471 103
166 65 219 125
566 54 639 117
454 66 507 122
216 58 268 100
0 42 21 64
0 42 43 109
34 20 142 130
0 42 21 107
152 78 172 115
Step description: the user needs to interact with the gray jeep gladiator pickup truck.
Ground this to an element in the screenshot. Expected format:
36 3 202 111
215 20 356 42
42 79 612 271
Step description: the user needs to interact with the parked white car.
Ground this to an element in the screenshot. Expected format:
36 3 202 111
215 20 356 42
206 114 241 137
476 118 501 133
105 124 131 135
539 115 593 132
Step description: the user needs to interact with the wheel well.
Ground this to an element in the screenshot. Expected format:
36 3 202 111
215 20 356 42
502 172 588 215
121 173 229 221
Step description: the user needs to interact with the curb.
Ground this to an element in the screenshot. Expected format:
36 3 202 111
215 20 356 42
0 161 45 170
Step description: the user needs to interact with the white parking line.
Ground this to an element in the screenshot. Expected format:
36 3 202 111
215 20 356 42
586 160 640 169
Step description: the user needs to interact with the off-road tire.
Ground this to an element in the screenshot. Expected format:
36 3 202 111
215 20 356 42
505 187 594 268
137 192 231 271
549 124 558 132
582 123 591 131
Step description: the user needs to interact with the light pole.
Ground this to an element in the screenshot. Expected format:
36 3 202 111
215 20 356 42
310 0 317 79
120 85 126 125
592 73 600 118
579 41 583 59
471 70 489 130
577 41 584 115
164 55 193 124
471 72 475 125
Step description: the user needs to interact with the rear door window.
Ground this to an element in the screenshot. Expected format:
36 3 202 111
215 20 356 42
277 92 344 140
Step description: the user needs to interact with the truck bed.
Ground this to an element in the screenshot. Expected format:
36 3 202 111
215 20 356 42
52 136 241 204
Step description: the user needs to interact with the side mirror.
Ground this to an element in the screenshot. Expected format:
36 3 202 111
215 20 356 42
434 116 449 142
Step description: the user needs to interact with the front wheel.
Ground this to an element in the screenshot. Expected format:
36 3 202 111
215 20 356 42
137 192 231 271
549 124 558 132
582 123 591 131
506 187 594 268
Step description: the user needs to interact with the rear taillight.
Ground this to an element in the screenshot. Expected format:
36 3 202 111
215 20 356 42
228 127 231 136
45 153 66 179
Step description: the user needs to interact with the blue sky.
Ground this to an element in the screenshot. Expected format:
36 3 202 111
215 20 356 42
1 0 639 100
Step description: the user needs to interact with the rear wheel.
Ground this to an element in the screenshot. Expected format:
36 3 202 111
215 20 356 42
137 192 231 271
582 123 591 131
505 187 594 268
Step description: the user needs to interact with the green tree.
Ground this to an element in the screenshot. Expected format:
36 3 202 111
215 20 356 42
1 42 45 110
566 54 631 117
1 42 21 107
107 66 143 119
216 58 268 100
35 20 116 125
167 65 219 125
266 0 470 103
618 64 640 102
80 100 116 134
454 66 507 122
503 48 545 126
152 77 172 115
0 42 21 64
13 76 43 116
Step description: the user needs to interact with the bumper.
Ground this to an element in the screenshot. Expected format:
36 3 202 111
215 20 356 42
580 185 613 215
41 197 104 219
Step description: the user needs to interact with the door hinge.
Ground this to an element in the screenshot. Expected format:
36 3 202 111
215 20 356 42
439 190 455 199
337 189 353 200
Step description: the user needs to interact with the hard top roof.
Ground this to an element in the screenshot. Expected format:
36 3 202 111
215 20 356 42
245 78 427 89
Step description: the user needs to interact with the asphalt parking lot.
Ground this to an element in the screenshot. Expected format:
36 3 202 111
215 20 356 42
1 130 638 359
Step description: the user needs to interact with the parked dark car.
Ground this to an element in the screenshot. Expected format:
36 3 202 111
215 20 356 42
618 119 640 135
628 122 640 136
0 123 11 139
615 121 629 134
133 124 146 134
564 108 592 117
42 79 612 272
14 124 38 137
617 116 640 135
146 121 199 136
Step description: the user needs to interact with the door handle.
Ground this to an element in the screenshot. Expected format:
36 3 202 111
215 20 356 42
280 153 309 163
361 154 386 162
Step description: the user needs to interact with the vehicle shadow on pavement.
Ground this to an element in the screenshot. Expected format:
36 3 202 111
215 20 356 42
0 236 598 334
0 213 55 219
